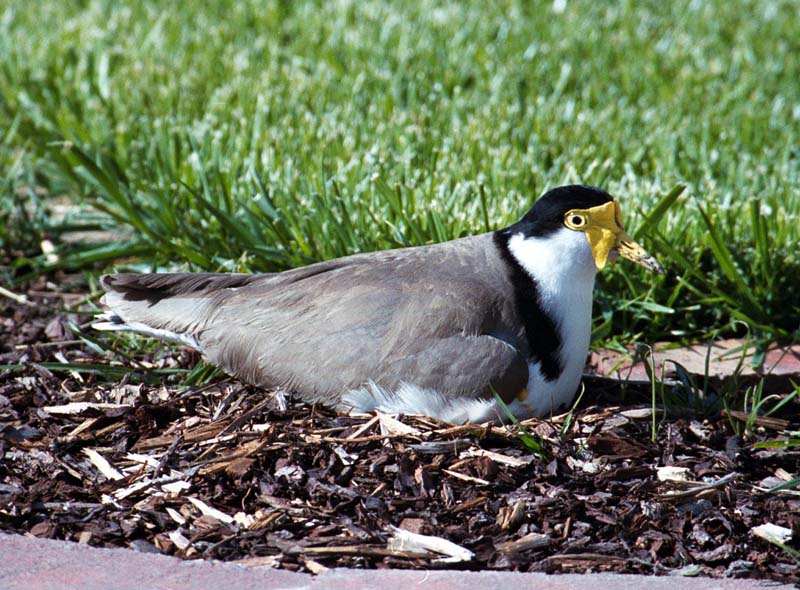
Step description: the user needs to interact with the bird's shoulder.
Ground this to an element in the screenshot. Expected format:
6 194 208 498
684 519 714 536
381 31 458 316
240 233 505 300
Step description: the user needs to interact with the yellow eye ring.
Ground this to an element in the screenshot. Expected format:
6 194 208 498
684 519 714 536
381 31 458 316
564 211 587 230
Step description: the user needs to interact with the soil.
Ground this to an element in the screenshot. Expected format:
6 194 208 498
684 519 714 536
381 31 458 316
1 279 798 584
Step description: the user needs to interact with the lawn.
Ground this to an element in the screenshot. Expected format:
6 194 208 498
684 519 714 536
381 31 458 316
1 0 799 580
2 0 799 346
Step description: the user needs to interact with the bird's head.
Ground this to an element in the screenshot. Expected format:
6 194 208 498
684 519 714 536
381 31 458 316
513 185 664 274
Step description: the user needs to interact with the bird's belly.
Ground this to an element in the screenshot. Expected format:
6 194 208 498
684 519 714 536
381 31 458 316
339 381 499 424
338 375 582 424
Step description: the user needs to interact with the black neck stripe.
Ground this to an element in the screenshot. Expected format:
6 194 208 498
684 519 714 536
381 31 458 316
493 230 562 382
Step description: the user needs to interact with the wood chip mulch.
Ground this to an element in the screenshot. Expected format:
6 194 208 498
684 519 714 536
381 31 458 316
1 286 798 584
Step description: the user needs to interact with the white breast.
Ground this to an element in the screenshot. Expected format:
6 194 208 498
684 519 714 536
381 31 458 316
506 227 597 417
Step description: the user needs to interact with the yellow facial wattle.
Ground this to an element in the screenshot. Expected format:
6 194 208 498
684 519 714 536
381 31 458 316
564 201 664 274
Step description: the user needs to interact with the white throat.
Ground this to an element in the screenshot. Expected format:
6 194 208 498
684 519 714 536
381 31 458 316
507 227 597 298
506 228 598 416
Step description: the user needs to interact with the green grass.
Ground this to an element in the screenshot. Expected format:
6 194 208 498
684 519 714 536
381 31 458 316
2 0 800 345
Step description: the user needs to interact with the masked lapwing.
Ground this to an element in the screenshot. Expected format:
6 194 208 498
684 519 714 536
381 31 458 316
95 185 663 423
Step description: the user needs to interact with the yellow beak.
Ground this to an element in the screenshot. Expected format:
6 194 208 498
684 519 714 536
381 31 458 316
582 201 664 274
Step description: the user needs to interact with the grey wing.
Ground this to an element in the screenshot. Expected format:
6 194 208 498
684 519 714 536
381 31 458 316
203 322 529 406
376 334 530 402
199 275 528 406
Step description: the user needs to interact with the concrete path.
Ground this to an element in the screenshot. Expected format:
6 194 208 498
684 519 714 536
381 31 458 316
1 533 793 590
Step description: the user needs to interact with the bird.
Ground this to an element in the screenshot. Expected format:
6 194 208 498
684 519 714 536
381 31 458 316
94 184 663 424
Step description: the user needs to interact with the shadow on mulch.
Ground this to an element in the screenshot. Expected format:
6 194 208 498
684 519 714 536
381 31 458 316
0 285 798 584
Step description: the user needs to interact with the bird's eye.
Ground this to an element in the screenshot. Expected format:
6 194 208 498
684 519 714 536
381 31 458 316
564 211 587 229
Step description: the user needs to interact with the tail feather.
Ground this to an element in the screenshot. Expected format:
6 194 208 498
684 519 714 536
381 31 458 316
92 314 202 349
100 273 257 303
95 273 255 349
